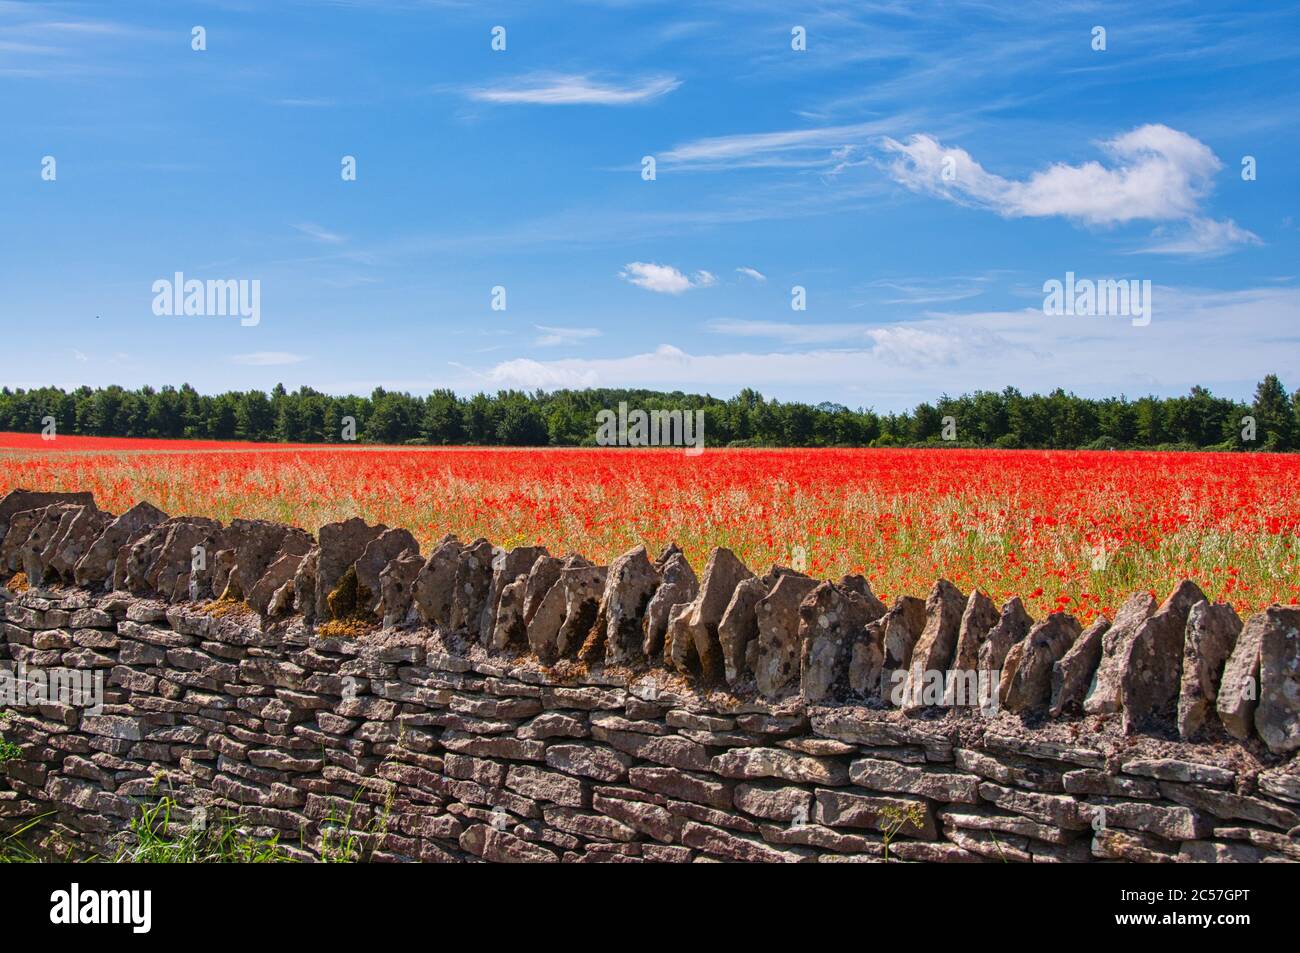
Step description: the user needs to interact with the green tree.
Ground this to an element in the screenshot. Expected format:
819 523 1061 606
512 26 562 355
1251 374 1293 450
422 389 464 444
495 392 548 445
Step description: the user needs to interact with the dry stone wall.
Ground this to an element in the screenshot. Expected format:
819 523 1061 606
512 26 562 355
1 487 1298 863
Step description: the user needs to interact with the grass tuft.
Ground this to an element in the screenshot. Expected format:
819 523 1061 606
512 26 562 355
116 797 290 863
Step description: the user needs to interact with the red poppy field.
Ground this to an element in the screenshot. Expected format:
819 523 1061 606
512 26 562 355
3 432 1298 623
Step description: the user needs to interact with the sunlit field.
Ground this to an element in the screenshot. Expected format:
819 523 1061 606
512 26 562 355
3 432 1297 623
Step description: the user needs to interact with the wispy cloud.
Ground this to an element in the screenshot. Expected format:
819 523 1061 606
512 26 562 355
708 319 871 345
658 120 899 172
0 9 161 78
736 266 767 283
705 318 994 364
619 262 716 294
533 325 601 347
275 97 335 108
1139 217 1264 257
468 73 679 105
36 19 139 36
232 352 307 366
865 276 993 305
291 222 346 244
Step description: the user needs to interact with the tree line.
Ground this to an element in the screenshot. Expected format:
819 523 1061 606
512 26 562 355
2 376 1298 450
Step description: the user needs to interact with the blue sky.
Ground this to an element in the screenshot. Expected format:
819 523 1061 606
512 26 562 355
3 0 1299 412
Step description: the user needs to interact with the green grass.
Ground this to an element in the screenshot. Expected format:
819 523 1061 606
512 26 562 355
115 797 290 863
319 785 393 863
1 791 393 863
0 710 19 765
0 812 57 863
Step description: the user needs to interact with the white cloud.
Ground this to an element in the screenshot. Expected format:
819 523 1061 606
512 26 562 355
658 120 897 171
708 319 1004 364
533 325 601 347
619 262 716 294
484 358 599 389
291 222 345 244
479 339 1001 396
736 266 767 282
1139 217 1265 257
863 325 1000 367
880 124 1259 251
477 286 1300 411
468 73 679 106
232 352 307 366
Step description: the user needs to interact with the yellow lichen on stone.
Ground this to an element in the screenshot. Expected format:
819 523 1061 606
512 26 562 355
318 617 375 639
201 597 253 620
